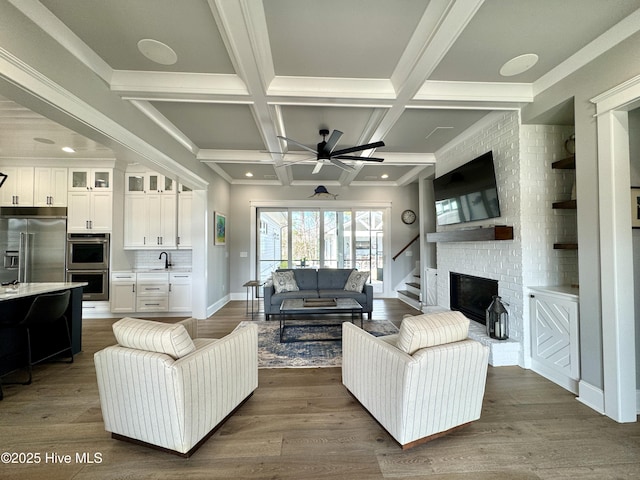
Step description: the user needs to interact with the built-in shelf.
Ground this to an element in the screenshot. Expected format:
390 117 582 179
552 199 577 209
426 226 513 243
553 243 578 250
552 155 576 169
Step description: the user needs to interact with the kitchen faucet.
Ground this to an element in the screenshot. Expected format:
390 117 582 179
159 251 170 269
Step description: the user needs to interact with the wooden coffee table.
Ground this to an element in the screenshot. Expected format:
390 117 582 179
279 298 363 343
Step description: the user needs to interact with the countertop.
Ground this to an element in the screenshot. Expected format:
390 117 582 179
528 285 579 300
0 282 88 301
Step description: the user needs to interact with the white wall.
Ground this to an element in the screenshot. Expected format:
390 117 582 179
227 183 420 295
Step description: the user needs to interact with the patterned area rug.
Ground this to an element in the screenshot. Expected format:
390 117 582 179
237 319 399 368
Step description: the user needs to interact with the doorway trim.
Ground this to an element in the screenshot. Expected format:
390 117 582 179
591 74 640 422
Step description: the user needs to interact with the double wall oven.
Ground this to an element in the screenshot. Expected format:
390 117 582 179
66 233 110 300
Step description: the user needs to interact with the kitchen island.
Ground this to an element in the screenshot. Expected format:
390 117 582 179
0 282 86 378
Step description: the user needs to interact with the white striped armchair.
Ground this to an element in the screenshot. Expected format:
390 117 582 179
342 311 489 449
94 317 258 457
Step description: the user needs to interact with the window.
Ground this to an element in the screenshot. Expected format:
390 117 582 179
257 207 384 292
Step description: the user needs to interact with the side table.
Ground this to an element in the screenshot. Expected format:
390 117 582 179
242 280 264 320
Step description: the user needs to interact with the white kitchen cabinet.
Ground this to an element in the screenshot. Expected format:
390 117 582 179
34 167 67 206
136 272 169 312
177 189 192 249
169 272 192 312
0 166 34 206
529 287 580 394
67 190 112 232
110 272 137 313
68 168 112 192
124 193 176 248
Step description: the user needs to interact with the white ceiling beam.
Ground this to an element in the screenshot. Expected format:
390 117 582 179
208 0 291 185
111 71 249 98
415 80 533 103
371 0 486 143
8 0 113 83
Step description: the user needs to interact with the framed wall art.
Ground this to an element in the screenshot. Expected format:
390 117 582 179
631 187 640 228
214 212 226 245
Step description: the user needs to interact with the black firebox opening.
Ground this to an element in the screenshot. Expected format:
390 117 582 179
450 272 498 324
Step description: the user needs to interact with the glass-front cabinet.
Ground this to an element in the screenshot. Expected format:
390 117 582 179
125 172 175 194
69 168 112 191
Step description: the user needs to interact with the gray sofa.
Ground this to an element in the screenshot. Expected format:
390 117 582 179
263 268 373 320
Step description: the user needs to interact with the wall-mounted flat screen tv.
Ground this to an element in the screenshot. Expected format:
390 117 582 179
433 151 501 226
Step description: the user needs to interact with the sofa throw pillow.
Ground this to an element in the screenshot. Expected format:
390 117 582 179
113 317 196 359
272 270 299 293
396 311 470 355
344 270 369 292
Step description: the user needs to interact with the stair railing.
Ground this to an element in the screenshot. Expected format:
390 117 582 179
392 234 420 261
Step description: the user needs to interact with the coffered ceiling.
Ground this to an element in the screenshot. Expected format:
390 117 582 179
1 0 639 186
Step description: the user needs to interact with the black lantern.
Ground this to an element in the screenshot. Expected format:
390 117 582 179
486 295 509 340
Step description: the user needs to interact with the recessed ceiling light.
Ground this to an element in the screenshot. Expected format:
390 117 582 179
137 39 177 65
381 174 389 179
499 53 539 77
62 146 75 153
33 137 55 144
245 172 254 177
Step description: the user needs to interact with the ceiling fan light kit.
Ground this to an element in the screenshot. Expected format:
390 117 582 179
277 129 385 174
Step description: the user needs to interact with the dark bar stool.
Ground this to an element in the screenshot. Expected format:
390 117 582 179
0 290 73 396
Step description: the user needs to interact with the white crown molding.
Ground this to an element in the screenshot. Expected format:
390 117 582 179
250 199 392 208
590 73 640 114
533 8 640 96
111 71 249 98
415 80 533 103
8 0 113 83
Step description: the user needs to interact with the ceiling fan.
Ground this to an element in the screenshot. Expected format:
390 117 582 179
277 129 385 174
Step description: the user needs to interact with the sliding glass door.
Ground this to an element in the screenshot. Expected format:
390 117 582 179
257 207 384 293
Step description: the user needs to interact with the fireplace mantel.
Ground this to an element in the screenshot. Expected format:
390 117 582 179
426 225 513 243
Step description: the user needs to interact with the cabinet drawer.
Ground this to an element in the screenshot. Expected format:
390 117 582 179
136 297 168 312
169 273 191 284
137 283 169 296
112 272 136 282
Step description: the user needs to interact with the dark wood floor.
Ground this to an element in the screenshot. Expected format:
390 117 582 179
1 299 639 479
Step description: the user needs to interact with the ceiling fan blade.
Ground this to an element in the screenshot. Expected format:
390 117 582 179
334 155 385 162
311 162 324 174
323 129 343 154
331 140 385 157
330 158 355 172
277 135 317 154
277 155 316 167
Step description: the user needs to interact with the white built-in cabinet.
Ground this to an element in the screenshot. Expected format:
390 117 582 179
124 169 191 249
529 287 580 394
67 168 112 232
34 167 67 206
110 271 191 313
0 166 35 206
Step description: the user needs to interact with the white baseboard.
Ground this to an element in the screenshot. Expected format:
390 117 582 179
206 294 230 318
577 380 605 414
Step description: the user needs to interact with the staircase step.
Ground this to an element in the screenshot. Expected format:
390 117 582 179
405 282 420 289
397 290 420 301
397 290 421 310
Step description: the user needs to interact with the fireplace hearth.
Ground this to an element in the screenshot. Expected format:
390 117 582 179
450 273 498 324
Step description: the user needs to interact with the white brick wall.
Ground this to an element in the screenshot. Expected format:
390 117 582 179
434 112 579 367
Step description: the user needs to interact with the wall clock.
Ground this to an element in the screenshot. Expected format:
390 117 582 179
401 209 416 225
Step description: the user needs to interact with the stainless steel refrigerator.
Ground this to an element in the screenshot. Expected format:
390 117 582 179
0 207 67 283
